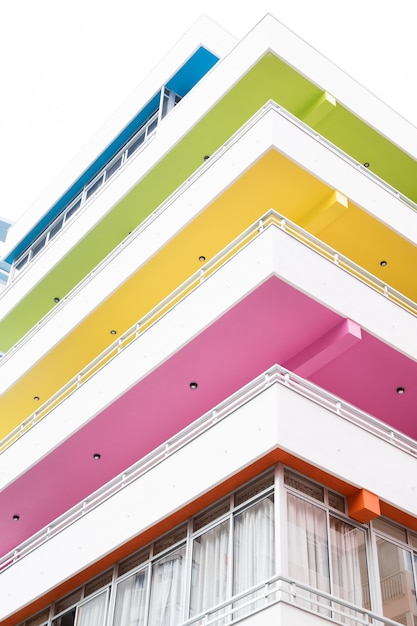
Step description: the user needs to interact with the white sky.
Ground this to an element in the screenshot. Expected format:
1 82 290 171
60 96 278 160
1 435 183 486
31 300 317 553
0 0 416 224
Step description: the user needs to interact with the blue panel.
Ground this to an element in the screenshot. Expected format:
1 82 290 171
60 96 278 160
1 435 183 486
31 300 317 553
5 47 219 265
166 47 219 96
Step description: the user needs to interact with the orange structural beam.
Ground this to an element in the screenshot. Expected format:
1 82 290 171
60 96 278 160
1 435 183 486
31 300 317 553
348 488 381 523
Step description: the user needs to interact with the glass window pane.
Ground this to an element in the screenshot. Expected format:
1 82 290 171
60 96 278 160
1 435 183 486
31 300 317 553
119 547 150 578
330 516 370 617
190 519 229 618
127 132 145 158
234 470 274 507
193 498 229 533
105 156 123 180
85 176 103 199
65 198 82 222
284 469 324 502
32 236 46 258
153 525 187 557
84 569 112 597
233 495 275 618
147 117 158 135
162 92 171 118
26 608 50 626
76 592 107 626
148 546 186 626
376 536 417 623
328 491 345 513
287 493 330 614
114 570 148 626
54 590 82 615
49 217 64 240
52 608 76 626
15 253 29 272
373 517 407 543
234 495 275 594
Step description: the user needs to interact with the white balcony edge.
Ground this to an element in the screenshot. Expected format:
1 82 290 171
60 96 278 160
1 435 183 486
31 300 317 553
1 364 416 574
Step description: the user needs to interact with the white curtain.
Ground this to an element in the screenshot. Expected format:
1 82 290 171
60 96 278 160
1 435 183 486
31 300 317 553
77 591 107 626
287 493 330 613
330 517 368 624
233 496 275 616
113 570 148 626
233 496 275 592
148 546 185 626
190 519 229 618
330 517 367 604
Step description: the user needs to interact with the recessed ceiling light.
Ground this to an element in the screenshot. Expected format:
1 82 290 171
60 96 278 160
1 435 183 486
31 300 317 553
110 330 117 335
54 297 60 303
363 162 370 168
12 515 20 521
203 155 210 161
199 256 206 262
93 453 101 460
33 396 40 401
380 260 387 267
396 387 405 394
189 382 198 390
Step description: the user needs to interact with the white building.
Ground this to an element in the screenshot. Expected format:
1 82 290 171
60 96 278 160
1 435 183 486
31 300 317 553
1 14 417 626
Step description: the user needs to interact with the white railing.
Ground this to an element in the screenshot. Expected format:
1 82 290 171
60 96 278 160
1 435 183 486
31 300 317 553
6 96 417 289
10 111 159 280
2 99 416 356
381 571 405 602
2 364 417 573
8 89 181 284
268 99 417 214
181 574 409 626
2 207 417 455
361 570 406 611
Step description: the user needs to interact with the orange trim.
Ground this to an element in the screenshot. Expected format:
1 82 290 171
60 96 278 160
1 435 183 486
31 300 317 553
6 449 417 625
380 502 417 533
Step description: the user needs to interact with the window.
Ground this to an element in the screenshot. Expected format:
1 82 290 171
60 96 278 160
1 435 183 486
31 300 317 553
25 465 417 626
190 519 229 623
114 569 148 626
52 591 107 626
10 87 181 284
233 494 275 617
374 518 417 625
112 471 275 626
148 545 186 626
285 468 369 621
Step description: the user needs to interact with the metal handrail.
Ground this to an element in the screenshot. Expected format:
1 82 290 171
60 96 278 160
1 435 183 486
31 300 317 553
181 574 405 626
1 208 417 455
8 111 161 282
2 98 416 361
4 97 417 294
1 363 417 572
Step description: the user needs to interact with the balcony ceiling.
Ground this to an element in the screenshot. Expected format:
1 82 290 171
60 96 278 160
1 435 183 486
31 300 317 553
2 273 417 557
1 52 416 352
1 150 417 438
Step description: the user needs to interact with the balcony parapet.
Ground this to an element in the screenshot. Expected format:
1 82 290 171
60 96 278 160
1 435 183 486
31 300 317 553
2 209 417 456
2 365 417 575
